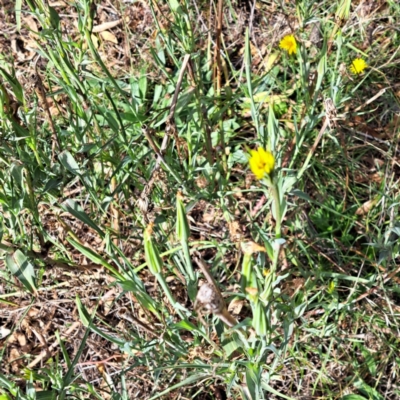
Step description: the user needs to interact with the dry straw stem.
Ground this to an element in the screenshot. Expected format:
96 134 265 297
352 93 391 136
213 0 223 94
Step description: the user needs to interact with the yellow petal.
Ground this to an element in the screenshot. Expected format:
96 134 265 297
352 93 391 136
257 147 268 159
249 158 264 179
248 147 275 179
259 148 275 174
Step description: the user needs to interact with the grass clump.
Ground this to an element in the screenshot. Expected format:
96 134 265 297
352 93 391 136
0 0 400 399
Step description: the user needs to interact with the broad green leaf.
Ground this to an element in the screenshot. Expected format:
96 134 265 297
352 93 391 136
58 151 82 175
252 302 267 336
336 0 351 20
222 333 244 357
121 112 138 122
360 345 377 376
36 390 57 400
168 0 182 13
315 52 327 94
173 320 197 331
267 103 278 151
242 93 286 105
0 67 24 104
244 28 260 136
0 373 17 395
176 192 195 284
10 163 24 189
290 189 312 202
143 224 163 275
139 72 147 99
176 193 190 242
5 250 37 295
246 364 260 400
119 280 160 316
49 6 60 29
261 380 297 400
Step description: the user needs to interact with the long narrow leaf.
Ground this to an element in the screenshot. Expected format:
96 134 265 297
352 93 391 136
67 238 124 280
5 250 37 295
62 199 105 238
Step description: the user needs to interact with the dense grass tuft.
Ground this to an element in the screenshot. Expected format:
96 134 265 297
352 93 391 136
0 0 400 399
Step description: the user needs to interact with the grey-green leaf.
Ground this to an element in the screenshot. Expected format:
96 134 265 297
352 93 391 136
58 151 82 175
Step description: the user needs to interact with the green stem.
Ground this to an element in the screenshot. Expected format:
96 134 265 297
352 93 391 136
270 183 282 239
182 242 195 282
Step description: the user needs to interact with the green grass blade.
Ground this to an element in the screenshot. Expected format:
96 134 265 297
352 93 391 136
5 250 37 295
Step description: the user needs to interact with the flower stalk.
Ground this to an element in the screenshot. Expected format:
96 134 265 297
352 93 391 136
248 147 282 240
248 147 284 318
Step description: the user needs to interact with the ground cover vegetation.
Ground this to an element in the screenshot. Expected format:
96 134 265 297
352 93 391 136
0 0 400 398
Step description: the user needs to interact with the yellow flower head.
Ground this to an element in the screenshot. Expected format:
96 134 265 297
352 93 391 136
279 35 297 55
249 147 275 180
349 58 367 75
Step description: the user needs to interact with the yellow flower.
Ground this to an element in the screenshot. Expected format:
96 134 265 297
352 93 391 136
249 148 275 180
279 35 297 55
349 58 367 74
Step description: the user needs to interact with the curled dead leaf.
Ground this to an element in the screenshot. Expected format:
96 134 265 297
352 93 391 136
90 34 99 49
228 298 244 315
24 16 38 34
100 31 118 44
245 287 258 297
356 198 379 216
0 326 11 339
241 241 266 255
93 19 122 33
